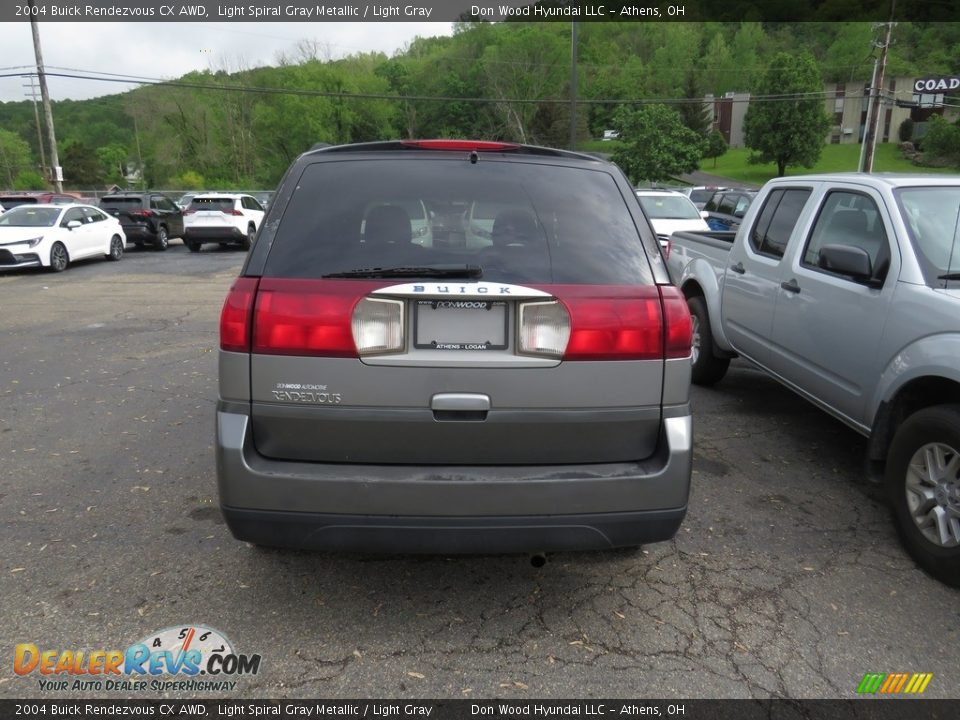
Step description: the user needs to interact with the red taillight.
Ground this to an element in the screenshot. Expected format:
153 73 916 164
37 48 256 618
183 210 195 215
553 286 663 361
131 209 153 218
660 285 693 359
664 237 672 260
219 277 259 352
401 139 520 152
252 279 377 357
228 209 243 216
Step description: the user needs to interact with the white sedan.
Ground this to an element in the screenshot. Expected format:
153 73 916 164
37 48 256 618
0 204 127 273
635 189 710 257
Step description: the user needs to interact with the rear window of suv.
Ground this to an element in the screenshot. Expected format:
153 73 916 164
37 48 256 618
189 198 236 212
100 197 143 206
262 158 654 285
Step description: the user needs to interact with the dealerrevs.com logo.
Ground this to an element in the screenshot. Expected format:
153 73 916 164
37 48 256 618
14 625 261 693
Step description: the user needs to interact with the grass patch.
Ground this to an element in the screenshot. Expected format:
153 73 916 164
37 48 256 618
702 143 957 185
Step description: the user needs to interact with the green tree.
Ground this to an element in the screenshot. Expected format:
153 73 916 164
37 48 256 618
922 116 960 168
62 141 104 188
611 104 704 185
743 52 831 177
13 170 46 190
678 72 711 136
0 129 34 188
97 144 129 184
703 129 728 168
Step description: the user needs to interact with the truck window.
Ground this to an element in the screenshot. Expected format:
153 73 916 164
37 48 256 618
802 191 889 282
748 189 811 259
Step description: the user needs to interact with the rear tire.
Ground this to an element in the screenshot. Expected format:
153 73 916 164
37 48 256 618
155 226 169 251
885 405 960 588
186 241 201 253
107 235 123 261
241 224 255 251
687 296 729 386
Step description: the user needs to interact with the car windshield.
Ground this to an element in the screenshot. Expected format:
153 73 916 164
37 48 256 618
0 207 60 227
190 198 235 212
689 189 715 204
637 195 701 220
896 187 960 287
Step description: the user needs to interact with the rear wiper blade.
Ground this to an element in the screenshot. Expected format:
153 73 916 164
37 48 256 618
323 264 483 279
937 273 960 280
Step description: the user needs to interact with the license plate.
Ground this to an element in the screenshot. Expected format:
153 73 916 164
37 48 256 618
414 300 508 351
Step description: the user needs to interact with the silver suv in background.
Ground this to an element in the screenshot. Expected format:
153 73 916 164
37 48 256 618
216 140 693 556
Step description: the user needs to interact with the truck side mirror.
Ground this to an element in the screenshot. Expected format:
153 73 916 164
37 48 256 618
818 244 873 281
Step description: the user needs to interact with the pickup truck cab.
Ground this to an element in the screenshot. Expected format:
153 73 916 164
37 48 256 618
668 173 960 587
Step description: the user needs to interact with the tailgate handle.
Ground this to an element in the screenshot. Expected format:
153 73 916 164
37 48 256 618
431 393 490 412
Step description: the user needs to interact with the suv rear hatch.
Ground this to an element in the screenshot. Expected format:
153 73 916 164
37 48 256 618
228 149 689 466
100 196 148 227
185 197 240 229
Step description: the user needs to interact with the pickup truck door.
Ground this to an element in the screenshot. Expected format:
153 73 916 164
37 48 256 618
767 187 899 426
720 187 814 368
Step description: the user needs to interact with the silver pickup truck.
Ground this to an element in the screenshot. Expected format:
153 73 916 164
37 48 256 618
667 173 960 587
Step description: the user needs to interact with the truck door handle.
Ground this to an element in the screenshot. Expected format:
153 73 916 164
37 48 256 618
780 279 801 294
730 262 745 274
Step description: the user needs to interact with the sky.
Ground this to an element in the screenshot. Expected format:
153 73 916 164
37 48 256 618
0 22 454 103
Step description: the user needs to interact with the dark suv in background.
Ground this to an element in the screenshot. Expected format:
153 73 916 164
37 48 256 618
216 140 694 557
99 192 184 250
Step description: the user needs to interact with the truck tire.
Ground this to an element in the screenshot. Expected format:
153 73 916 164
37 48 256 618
687 296 729 386
885 404 960 587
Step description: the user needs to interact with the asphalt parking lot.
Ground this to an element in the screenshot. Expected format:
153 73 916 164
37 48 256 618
1 241 957 700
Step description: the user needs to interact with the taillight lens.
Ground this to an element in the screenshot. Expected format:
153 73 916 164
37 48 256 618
556 287 663 360
219 277 259 352
352 297 404 355
228 209 243 216
518 301 571 357
660 285 693 359
252 280 362 357
131 210 153 218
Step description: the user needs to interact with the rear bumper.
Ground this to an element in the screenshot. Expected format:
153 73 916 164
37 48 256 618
184 227 245 242
216 403 692 553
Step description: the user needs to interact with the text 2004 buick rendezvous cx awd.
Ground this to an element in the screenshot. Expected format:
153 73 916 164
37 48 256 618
215 140 693 556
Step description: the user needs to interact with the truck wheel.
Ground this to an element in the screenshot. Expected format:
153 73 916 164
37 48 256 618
687 296 729 386
885 404 960 587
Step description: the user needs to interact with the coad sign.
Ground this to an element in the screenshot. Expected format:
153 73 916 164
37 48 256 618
913 76 960 93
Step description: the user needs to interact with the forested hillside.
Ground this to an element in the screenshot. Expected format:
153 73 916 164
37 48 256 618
1 21 957 189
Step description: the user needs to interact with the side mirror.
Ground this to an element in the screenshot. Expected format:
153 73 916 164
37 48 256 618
66 220 82 229
818 244 873 281
700 210 709 220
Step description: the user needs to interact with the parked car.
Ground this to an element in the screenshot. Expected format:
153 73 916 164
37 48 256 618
98 192 184 250
667 173 960 587
700 188 757 231
0 203 126 272
679 185 730 210
635 189 710 256
183 193 265 251
602 129 620 141
216 139 694 556
0 191 80 209
251 191 274 210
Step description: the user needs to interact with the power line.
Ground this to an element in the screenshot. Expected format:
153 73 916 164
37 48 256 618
1 69 857 107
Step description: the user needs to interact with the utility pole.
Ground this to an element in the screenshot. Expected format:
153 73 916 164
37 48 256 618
861 1 897 173
23 77 47 177
569 22 578 151
29 0 62 192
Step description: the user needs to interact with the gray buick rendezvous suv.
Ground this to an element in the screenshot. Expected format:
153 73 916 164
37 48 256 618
216 140 694 554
